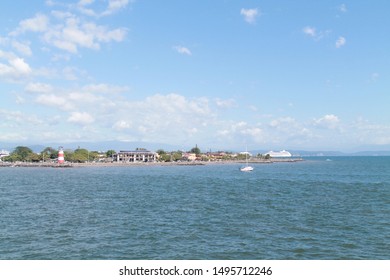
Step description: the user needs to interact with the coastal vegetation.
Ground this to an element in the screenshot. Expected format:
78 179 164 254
2 146 111 163
1 145 274 164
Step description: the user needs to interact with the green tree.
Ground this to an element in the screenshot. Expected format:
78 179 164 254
159 153 171 162
64 150 74 162
156 149 170 161
41 147 57 161
89 151 100 162
172 151 183 161
6 146 34 162
27 152 40 162
72 148 89 162
236 153 249 160
190 145 201 155
106 150 116 158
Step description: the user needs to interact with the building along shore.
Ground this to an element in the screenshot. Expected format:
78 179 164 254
0 157 303 168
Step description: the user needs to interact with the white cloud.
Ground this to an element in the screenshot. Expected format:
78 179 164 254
106 0 129 13
173 45 192 56
62 18 99 50
339 4 347 13
43 18 127 53
11 41 32 56
113 120 132 130
82 83 129 94
35 94 70 110
215 98 236 109
25 82 53 93
79 0 94 6
241 8 259 24
11 13 49 35
303 26 331 41
68 111 95 125
109 93 213 143
352 118 390 146
303 26 316 37
314 114 340 129
62 66 87 80
216 121 266 146
78 0 130 17
45 0 55 6
11 11 127 54
0 109 43 128
335 36 346 48
83 22 127 42
0 55 32 79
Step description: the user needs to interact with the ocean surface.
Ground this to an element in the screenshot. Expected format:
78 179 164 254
1 157 389 260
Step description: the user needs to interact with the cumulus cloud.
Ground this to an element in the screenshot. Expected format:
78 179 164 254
82 83 129 94
241 8 259 24
10 10 127 54
335 36 346 48
25 82 53 93
314 114 340 129
303 26 316 37
35 94 71 110
77 0 130 17
11 41 32 56
173 45 192 56
108 0 129 12
352 118 390 145
303 26 331 41
32 88 215 143
110 93 213 143
42 16 127 53
0 53 32 80
216 121 266 146
78 0 94 6
113 120 132 130
215 98 236 109
12 13 49 35
68 111 95 125
9 57 32 74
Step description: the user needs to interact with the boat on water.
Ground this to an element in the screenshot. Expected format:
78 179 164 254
240 165 254 172
240 149 254 172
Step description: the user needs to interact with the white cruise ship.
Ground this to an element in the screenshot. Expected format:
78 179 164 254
267 150 292 158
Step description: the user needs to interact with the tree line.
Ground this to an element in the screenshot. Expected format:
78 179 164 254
2 146 116 163
2 145 270 163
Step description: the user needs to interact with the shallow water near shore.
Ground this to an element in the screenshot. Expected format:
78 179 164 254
1 157 389 259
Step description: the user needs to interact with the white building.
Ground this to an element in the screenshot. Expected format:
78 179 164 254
0 149 10 161
267 150 292 158
113 150 157 163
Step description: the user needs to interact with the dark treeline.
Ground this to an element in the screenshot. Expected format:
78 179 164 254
2 146 116 163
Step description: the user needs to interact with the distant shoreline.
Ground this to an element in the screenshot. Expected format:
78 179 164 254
0 158 303 168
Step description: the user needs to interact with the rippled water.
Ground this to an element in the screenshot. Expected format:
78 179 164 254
1 157 389 259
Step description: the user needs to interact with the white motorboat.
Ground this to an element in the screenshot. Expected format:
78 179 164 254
240 165 254 172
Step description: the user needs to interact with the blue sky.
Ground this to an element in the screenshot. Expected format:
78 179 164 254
1 0 389 151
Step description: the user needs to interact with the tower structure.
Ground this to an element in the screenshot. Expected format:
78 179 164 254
58 147 65 164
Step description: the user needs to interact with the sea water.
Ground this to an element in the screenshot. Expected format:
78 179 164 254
0 157 389 259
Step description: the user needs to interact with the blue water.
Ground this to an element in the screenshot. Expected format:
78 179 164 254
1 157 389 259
